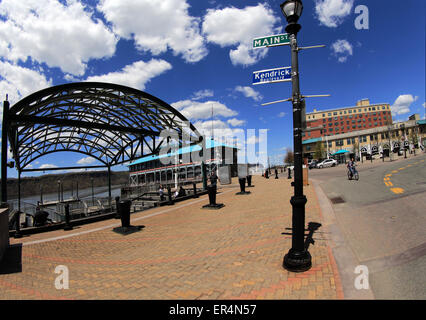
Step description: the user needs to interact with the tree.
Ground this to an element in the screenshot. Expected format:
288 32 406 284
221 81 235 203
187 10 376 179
284 148 294 164
314 141 325 160
352 141 359 155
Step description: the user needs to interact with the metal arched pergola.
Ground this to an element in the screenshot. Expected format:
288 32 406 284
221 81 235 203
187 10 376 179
1 82 203 203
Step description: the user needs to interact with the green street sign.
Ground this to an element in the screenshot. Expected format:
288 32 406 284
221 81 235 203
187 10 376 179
253 34 290 49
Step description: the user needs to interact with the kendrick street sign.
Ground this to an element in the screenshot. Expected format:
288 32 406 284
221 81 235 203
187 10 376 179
252 67 291 85
253 34 290 49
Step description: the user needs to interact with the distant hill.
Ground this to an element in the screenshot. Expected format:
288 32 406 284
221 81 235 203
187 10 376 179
2 171 129 199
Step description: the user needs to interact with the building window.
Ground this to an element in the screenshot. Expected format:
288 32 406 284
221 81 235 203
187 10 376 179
352 125 356 129
328 113 331 116
347 121 350 125
344 111 347 114
372 107 376 111
335 122 339 126
329 123 332 127
382 106 385 110
354 109 357 113
322 113 325 117
323 118 326 123
334 117 338 120
359 109 362 112
329 128 333 132
349 110 352 113
339 111 342 115
333 112 337 115
347 138 352 144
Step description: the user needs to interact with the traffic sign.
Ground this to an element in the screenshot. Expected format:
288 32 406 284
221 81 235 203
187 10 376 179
253 34 290 49
252 67 291 85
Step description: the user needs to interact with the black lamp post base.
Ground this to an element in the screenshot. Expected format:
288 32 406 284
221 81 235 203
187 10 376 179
283 249 312 273
202 203 224 210
113 225 143 235
64 225 73 231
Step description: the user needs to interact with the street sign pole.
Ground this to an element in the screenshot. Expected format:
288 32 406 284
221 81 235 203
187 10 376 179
282 28 312 273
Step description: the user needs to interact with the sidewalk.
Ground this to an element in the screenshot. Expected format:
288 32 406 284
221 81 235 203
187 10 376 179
1 175 344 300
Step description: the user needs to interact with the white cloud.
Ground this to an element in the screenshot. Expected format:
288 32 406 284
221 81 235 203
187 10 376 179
39 164 58 169
0 61 52 105
98 0 207 63
278 112 286 118
86 59 172 90
0 0 117 76
227 118 246 127
77 156 96 165
192 89 214 100
202 4 281 66
331 39 353 62
391 94 418 116
314 0 354 27
171 100 237 120
234 86 263 101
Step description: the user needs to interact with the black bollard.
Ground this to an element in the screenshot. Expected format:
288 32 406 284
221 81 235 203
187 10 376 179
236 178 250 195
64 203 73 231
119 200 131 228
275 169 279 179
239 178 246 193
14 211 22 238
247 175 253 187
193 183 198 198
208 184 217 205
287 168 292 179
265 170 269 179
114 196 121 219
167 186 174 205
202 184 224 209
113 199 142 235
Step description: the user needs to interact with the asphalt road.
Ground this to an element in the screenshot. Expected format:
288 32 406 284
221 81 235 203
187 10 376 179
309 153 426 299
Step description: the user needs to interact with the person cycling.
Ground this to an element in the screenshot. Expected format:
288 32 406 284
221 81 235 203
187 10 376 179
347 157 358 178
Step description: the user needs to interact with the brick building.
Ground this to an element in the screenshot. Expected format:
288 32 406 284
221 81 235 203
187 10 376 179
303 99 392 141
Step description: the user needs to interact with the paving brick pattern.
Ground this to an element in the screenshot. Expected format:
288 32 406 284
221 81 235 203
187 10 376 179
1 176 343 300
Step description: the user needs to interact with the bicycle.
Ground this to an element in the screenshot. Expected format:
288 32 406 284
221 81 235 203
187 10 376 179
347 168 359 181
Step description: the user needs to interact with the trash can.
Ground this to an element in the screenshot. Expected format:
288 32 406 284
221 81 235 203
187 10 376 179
119 199 132 228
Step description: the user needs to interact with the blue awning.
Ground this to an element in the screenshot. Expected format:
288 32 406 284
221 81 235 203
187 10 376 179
331 149 350 155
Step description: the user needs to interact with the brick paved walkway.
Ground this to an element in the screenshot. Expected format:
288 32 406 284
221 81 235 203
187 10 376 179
1 175 343 300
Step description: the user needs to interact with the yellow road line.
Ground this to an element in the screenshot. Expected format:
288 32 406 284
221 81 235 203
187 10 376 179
390 187 404 194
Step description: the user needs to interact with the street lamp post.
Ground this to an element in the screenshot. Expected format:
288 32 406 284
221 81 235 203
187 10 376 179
57 180 61 202
91 177 94 206
280 0 312 272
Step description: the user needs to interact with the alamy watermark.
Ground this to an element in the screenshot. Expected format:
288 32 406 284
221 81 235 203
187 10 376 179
354 5 369 30
354 265 369 290
158 121 268 167
54 265 69 290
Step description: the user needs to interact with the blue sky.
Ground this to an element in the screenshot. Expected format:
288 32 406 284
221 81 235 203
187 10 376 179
0 0 425 178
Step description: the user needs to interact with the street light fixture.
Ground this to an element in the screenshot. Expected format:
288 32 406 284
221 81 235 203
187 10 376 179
280 0 312 272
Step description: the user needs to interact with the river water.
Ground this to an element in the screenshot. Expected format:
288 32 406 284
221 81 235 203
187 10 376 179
9 185 122 207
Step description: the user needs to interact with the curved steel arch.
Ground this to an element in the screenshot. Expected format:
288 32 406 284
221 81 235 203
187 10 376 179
6 82 203 171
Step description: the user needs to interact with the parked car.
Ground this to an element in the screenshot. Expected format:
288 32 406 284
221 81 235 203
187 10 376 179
316 158 338 168
308 160 319 169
